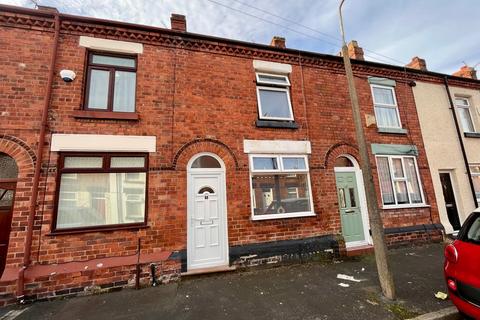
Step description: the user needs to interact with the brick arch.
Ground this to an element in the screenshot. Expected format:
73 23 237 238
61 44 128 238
173 138 239 171
324 142 360 169
0 135 36 179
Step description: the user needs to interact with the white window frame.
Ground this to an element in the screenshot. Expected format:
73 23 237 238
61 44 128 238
250 155 281 173
375 155 426 209
255 72 293 121
469 164 480 202
455 97 476 133
255 72 291 86
280 155 308 172
370 84 402 129
256 86 294 121
249 154 315 220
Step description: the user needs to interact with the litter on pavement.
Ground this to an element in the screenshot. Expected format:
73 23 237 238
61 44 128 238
338 283 350 288
434 291 448 300
366 299 379 306
337 274 362 282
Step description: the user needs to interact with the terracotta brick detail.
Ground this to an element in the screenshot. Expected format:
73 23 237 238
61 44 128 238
173 138 239 171
323 142 359 168
1 4 474 305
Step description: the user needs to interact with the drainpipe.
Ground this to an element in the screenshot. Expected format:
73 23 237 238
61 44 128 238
17 10 60 300
443 76 479 208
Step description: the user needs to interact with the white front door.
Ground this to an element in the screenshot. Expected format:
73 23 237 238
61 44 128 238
187 173 228 270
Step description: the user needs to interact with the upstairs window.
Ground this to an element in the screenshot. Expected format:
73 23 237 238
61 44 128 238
255 73 293 121
455 97 475 133
85 53 137 112
371 84 401 129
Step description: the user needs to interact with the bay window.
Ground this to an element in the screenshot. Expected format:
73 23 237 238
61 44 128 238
371 84 401 129
54 153 147 232
376 155 424 207
249 154 314 220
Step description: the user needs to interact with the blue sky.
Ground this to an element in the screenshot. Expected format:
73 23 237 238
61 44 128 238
2 0 479 74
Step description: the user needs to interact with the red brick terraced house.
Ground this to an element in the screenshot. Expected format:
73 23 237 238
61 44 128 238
1 4 477 305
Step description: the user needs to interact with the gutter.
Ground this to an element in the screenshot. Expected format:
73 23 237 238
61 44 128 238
17 9 60 300
443 76 479 209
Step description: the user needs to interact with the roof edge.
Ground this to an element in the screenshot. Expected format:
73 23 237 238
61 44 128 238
1 4 479 85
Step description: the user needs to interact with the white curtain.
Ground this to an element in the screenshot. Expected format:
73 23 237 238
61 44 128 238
88 70 109 109
113 71 136 112
57 172 146 229
377 157 395 205
372 87 394 104
458 108 474 132
375 106 400 128
405 158 422 203
394 181 409 204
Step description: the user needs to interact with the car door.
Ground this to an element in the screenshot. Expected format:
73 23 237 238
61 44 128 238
454 213 480 303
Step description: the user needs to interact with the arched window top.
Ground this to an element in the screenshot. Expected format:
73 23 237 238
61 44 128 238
198 186 215 194
191 155 221 169
0 153 18 179
335 156 354 168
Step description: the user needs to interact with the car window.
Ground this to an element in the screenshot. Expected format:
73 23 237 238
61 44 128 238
466 214 480 244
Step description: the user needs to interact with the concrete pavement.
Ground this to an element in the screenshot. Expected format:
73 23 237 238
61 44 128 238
0 243 467 320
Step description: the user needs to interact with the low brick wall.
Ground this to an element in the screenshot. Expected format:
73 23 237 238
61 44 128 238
0 259 180 307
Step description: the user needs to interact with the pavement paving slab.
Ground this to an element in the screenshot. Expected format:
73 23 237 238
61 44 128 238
0 243 468 320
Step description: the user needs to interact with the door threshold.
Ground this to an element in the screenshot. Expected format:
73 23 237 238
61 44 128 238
345 240 370 249
346 244 374 257
182 265 236 277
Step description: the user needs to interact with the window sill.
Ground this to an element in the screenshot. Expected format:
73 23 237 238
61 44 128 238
255 119 299 129
381 204 430 210
47 223 148 236
377 127 408 135
251 212 316 221
464 132 480 138
73 110 139 121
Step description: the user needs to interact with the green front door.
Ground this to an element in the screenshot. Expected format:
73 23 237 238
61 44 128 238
335 171 365 243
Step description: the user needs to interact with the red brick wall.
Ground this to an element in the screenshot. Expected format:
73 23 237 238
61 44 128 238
0 9 443 302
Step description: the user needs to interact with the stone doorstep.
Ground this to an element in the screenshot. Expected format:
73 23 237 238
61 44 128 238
346 245 374 257
407 306 461 320
180 265 236 277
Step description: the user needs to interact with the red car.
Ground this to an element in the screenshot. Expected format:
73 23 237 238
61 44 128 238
444 211 480 319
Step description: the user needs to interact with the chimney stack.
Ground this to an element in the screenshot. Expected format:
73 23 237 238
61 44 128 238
406 56 427 71
170 14 186 32
270 36 286 49
453 65 477 80
346 40 364 61
37 5 59 13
